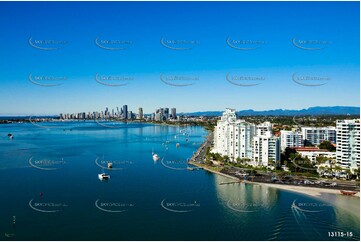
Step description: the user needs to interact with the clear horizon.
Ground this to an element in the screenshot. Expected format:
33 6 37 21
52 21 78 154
0 1 359 115
0 105 359 117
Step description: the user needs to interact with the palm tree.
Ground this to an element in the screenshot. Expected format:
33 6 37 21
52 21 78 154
344 168 352 180
223 155 229 163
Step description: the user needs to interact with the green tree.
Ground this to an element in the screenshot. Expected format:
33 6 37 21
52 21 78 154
316 155 329 164
319 141 336 152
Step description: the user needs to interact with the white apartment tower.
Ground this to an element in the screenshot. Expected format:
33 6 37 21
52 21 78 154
213 108 255 161
138 107 143 120
280 130 304 151
256 121 272 136
252 131 280 167
336 119 360 170
301 127 336 145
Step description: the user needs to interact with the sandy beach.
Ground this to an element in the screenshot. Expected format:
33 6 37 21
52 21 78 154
252 182 360 198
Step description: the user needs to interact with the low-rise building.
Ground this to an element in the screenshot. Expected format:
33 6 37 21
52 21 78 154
295 147 336 163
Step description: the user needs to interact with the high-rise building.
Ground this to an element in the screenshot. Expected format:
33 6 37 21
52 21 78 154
164 108 169 120
171 108 177 119
301 127 336 145
123 105 128 119
256 121 272 136
280 130 303 151
336 119 360 171
138 108 143 120
252 131 280 167
155 112 161 121
212 109 255 161
128 111 133 120
155 108 167 121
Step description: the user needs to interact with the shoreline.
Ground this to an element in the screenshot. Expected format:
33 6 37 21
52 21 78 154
6 119 360 199
190 132 360 199
188 161 239 181
252 182 360 198
191 160 360 198
0 119 203 128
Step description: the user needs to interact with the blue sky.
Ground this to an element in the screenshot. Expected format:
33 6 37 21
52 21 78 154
0 1 359 115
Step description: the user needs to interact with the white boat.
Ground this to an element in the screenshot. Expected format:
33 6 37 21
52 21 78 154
152 152 160 161
98 173 110 181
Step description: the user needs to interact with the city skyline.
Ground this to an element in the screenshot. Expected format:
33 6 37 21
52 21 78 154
0 104 360 117
59 105 178 121
0 1 359 115
0 1 359 241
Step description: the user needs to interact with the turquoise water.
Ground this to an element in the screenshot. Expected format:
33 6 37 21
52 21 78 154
0 122 359 240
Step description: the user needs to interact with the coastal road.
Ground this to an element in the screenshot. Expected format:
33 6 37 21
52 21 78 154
191 131 213 162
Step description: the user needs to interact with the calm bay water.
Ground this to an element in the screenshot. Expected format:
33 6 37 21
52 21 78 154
0 121 359 240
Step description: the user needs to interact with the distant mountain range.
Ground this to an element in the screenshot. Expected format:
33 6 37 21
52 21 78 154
1 106 359 118
181 106 360 117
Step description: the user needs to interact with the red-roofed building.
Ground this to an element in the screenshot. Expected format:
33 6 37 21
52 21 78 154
295 147 328 152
